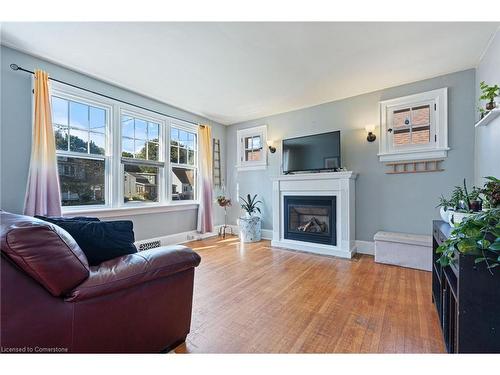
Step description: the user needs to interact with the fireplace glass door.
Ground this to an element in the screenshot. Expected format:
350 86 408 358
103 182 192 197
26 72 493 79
284 196 336 245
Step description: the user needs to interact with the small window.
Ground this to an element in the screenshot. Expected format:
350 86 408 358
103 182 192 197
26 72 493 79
237 125 267 171
379 88 448 162
123 164 159 203
121 115 160 161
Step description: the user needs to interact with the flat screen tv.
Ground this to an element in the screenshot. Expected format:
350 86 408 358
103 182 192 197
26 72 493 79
282 131 341 174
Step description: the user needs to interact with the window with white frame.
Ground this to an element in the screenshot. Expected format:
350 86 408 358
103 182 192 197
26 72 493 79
236 125 267 171
378 88 449 162
52 93 110 207
170 124 197 201
50 82 200 212
120 112 164 204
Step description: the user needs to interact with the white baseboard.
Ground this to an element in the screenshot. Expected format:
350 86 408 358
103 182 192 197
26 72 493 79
354 240 375 256
135 229 218 248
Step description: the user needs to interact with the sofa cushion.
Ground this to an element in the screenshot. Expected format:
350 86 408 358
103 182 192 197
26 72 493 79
38 217 138 266
0 211 90 296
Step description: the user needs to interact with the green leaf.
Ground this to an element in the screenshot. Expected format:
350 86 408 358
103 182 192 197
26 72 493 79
457 239 477 253
489 242 500 251
477 239 491 249
475 257 486 264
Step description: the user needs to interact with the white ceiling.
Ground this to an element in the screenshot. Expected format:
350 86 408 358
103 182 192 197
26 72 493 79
1 22 498 125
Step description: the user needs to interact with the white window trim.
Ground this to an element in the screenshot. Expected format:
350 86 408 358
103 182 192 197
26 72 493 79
49 82 200 215
236 125 268 171
378 88 449 162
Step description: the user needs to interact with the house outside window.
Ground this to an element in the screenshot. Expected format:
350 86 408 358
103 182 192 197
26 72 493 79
236 125 267 171
378 88 449 162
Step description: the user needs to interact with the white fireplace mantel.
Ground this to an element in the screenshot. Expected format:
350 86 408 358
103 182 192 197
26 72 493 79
271 171 357 258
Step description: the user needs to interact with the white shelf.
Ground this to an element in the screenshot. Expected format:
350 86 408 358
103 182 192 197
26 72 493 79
475 108 500 127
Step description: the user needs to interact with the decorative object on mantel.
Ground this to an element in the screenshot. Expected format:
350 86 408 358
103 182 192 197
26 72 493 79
477 81 499 119
385 159 444 174
216 193 233 239
238 194 263 243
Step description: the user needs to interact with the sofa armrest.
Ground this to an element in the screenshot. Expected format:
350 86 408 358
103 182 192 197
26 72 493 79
65 245 201 302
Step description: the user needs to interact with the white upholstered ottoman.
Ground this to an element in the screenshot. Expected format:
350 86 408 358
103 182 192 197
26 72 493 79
374 231 432 271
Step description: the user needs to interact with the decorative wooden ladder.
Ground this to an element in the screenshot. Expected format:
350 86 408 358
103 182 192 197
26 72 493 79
213 138 222 187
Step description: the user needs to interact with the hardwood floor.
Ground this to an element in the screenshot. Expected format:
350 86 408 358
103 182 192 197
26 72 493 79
174 236 445 353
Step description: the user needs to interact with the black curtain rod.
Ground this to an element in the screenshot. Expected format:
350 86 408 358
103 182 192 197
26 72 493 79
9 63 201 127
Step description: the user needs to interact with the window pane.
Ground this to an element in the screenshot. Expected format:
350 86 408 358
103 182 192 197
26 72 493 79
148 122 159 141
135 119 147 140
89 132 105 155
69 101 89 130
412 105 430 126
52 97 68 125
90 107 106 132
135 139 147 159
245 150 261 161
172 167 195 201
170 146 179 163
121 116 134 138
122 138 134 158
188 150 195 165
123 164 159 203
171 128 179 144
393 128 410 146
179 148 187 164
58 156 105 206
393 108 411 128
245 136 253 149
70 128 89 153
252 136 261 149
148 141 159 161
54 125 68 151
412 126 430 145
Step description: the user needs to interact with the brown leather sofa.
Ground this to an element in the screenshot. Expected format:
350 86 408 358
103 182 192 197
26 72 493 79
0 211 201 353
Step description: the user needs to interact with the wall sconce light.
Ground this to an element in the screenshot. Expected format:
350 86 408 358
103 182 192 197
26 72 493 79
267 140 277 153
365 125 376 142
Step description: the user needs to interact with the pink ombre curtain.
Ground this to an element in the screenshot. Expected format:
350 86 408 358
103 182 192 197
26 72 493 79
23 69 62 216
197 125 214 233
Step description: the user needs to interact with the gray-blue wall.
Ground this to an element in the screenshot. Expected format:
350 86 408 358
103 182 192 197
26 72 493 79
226 69 476 241
0 46 227 240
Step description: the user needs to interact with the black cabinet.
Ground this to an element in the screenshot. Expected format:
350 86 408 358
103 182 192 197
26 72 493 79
432 220 500 353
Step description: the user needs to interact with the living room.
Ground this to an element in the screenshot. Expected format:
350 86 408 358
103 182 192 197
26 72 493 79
1 2 500 373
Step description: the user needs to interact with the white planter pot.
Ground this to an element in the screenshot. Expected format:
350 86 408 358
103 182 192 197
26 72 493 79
450 211 474 226
238 216 262 243
439 207 452 223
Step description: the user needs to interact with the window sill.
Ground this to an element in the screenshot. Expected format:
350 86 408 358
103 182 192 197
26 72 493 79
62 202 199 218
378 147 449 162
236 164 267 172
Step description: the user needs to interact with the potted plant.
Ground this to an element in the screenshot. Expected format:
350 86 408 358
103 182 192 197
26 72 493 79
238 194 262 243
481 176 500 209
479 81 500 113
436 208 500 274
216 195 233 238
436 195 453 223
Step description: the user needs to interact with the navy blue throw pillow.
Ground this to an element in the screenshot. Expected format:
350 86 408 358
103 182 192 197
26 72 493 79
36 216 137 266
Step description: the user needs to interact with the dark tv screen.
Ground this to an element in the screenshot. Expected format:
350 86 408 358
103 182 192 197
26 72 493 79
282 131 341 173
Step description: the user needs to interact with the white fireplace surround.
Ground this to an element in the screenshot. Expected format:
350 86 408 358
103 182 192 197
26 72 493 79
272 171 357 258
